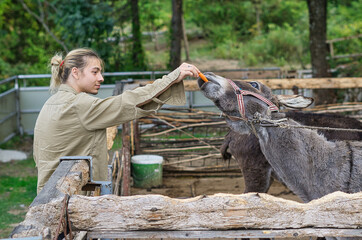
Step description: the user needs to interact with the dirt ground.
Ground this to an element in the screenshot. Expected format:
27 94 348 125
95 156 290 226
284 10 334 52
131 176 302 203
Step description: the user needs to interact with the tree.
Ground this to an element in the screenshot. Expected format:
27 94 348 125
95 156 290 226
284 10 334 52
139 0 170 51
130 0 146 70
307 0 336 105
18 0 68 52
169 0 183 70
0 0 57 79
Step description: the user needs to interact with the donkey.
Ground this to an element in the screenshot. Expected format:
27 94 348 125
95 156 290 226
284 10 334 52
198 72 361 204
221 112 362 194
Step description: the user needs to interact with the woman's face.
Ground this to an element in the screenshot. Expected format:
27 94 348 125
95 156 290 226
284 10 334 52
77 57 104 95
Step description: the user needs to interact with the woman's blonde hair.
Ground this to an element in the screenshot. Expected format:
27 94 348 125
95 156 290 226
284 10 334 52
50 48 104 93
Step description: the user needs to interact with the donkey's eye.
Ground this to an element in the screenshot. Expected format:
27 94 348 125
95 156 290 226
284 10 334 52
249 82 260 90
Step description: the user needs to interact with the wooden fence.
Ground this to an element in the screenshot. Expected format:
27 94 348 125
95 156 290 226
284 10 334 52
10 159 362 240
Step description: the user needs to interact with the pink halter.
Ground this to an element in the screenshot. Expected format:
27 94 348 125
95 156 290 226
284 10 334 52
226 79 279 120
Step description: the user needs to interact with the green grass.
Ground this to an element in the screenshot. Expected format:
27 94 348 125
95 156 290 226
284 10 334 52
0 158 37 238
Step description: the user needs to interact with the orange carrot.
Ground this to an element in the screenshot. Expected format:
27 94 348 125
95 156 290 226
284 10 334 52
198 72 208 82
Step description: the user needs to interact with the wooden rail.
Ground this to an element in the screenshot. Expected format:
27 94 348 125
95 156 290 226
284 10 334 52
326 34 362 59
142 77 362 91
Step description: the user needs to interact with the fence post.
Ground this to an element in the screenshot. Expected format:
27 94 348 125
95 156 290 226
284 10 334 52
15 76 23 136
121 121 131 196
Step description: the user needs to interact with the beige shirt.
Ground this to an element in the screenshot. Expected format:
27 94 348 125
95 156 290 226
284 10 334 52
34 68 184 193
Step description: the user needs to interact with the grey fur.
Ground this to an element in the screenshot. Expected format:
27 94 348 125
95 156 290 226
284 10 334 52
221 112 362 195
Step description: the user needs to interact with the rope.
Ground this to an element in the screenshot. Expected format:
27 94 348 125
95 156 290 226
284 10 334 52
54 194 73 240
257 116 362 132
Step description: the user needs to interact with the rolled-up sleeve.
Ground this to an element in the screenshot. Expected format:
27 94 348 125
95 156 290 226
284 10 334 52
75 68 185 130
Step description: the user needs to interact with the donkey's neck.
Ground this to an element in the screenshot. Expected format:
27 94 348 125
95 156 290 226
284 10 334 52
255 119 349 202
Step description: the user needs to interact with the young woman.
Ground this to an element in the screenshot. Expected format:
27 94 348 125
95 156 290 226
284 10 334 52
34 48 200 193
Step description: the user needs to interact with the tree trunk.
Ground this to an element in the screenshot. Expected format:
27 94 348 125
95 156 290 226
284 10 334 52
253 0 262 35
130 0 146 70
169 0 183 70
307 0 335 105
182 16 190 61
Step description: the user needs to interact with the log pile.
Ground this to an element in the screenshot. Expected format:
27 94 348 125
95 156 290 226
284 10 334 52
137 109 239 176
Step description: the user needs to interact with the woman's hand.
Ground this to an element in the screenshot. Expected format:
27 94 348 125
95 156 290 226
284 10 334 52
175 63 200 83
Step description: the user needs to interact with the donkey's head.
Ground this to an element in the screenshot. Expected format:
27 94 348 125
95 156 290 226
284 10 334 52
198 72 313 133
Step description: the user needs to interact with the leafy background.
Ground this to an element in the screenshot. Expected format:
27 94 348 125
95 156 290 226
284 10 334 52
0 0 361 83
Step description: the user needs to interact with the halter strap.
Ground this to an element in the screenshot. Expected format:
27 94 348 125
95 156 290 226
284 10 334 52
226 78 278 120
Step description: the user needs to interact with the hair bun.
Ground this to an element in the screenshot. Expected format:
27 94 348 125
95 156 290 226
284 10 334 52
50 55 63 67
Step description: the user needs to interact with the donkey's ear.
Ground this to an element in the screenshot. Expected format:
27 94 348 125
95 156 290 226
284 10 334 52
276 95 314 109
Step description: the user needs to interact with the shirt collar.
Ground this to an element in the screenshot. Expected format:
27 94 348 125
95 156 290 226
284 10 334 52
58 84 78 95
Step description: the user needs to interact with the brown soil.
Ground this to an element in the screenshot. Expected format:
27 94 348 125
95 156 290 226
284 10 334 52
131 176 302 203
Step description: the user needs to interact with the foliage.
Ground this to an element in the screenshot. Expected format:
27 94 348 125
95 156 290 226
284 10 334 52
328 0 362 57
0 0 361 80
139 0 171 40
0 1 55 79
201 24 308 68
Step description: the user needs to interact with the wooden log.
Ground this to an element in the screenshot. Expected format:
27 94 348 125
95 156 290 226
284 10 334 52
121 122 131 196
113 151 122 196
163 153 222 166
11 159 90 240
148 115 215 123
177 78 362 91
142 121 226 137
163 172 242 177
67 191 361 233
106 126 118 150
133 119 141 155
143 145 215 153
164 165 241 173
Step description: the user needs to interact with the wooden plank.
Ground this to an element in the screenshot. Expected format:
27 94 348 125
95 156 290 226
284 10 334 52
143 145 215 152
87 229 362 239
178 78 362 91
68 191 361 233
326 34 362 43
328 53 362 59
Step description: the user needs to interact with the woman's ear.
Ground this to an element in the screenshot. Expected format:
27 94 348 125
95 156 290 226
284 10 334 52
71 67 79 80
276 95 314 109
